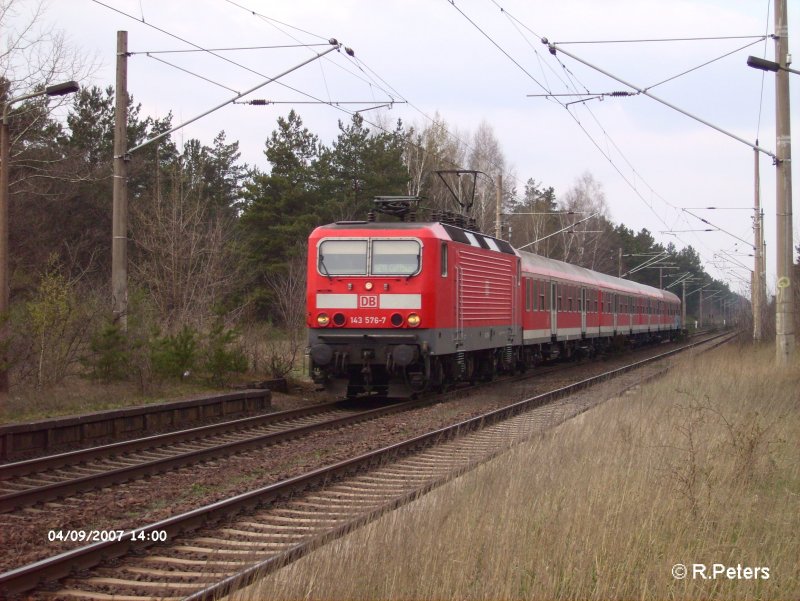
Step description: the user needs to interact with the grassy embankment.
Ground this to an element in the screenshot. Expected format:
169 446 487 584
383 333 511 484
239 343 800 600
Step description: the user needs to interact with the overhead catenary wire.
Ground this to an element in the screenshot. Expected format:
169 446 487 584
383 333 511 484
92 0 511 206
756 0 773 140
449 0 678 238
90 0 466 191
126 43 343 155
545 40 776 159
482 0 698 254
128 43 333 54
95 0 752 296
488 1 685 229
224 1 517 187
643 37 767 91
538 24 762 270
221 1 404 103
222 0 505 183
89 0 396 122
477 0 750 288
553 34 772 45
145 54 240 94
222 0 329 41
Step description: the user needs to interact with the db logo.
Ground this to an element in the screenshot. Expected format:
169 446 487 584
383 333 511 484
359 295 378 308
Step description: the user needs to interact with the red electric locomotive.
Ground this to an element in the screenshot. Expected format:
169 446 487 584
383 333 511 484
306 203 681 398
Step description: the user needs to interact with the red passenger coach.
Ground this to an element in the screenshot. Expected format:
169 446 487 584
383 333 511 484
517 252 681 361
306 217 681 398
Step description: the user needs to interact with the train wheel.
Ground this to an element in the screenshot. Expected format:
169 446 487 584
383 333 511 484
432 358 448 393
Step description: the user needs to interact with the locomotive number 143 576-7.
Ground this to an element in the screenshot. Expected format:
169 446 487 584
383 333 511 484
350 315 387 325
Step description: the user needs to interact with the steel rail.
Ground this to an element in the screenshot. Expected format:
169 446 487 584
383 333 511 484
0 389 273 461
0 331 732 598
0 400 342 478
0 399 422 513
189 333 736 601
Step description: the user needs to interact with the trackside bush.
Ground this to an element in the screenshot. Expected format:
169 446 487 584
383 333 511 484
84 320 129 382
202 321 247 386
150 325 199 380
82 314 247 388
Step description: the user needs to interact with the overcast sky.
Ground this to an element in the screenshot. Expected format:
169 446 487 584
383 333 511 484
25 0 800 294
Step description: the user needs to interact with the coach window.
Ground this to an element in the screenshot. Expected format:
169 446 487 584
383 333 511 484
372 240 422 276
441 242 448 277
525 279 531 311
539 281 546 311
318 239 367 275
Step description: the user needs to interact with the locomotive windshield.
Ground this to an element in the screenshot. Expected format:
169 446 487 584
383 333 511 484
371 240 421 275
317 238 421 276
318 240 368 275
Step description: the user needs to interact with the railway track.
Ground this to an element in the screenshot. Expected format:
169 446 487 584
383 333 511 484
4 334 700 518
0 399 426 513
0 389 274 462
0 333 699 514
0 331 733 600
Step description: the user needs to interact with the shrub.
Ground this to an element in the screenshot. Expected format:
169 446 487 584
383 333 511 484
11 260 96 388
84 320 130 382
202 321 247 386
151 325 199 380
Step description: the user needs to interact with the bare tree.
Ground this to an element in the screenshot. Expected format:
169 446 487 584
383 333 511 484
265 248 307 338
263 247 307 376
553 172 612 268
404 114 469 214
1 0 95 125
507 178 557 252
468 120 508 233
131 167 238 330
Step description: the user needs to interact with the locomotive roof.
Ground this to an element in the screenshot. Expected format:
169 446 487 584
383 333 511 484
314 220 679 303
316 221 516 253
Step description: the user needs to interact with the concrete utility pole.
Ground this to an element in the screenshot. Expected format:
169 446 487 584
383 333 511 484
775 0 795 364
0 87 9 396
495 173 503 239
112 31 128 328
699 289 704 328
753 145 764 341
681 279 686 329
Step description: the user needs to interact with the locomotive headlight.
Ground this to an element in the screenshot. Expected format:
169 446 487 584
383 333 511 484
407 313 421 328
317 313 330 327
365 281 374 291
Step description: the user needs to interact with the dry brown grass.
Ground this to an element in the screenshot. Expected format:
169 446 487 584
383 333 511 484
236 343 800 600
